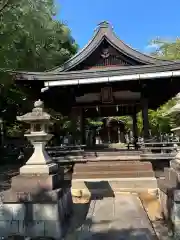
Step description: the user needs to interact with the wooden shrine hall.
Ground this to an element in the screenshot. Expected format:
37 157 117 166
15 21 180 144
13 21 180 186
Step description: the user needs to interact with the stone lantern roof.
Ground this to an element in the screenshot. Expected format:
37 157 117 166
17 99 51 123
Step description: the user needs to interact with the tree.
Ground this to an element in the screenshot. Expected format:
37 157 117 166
0 0 78 71
138 38 180 136
150 38 180 60
0 0 13 13
0 0 78 136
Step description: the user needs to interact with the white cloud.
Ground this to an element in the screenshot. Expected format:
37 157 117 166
145 43 159 50
143 43 159 53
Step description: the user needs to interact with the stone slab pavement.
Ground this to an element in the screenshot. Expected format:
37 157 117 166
65 194 157 240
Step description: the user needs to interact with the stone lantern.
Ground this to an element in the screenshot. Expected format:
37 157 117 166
0 100 72 239
17 99 57 174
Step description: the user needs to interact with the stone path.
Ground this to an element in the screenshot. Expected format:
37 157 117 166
65 194 157 240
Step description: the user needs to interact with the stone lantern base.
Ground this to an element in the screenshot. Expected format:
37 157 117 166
0 184 72 238
20 162 58 175
0 149 71 238
0 170 72 238
0 134 72 238
20 133 58 175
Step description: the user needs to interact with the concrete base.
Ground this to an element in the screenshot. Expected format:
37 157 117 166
0 173 73 239
71 177 158 197
20 162 58 175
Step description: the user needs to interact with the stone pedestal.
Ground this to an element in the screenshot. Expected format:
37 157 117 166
0 185 72 238
19 134 58 175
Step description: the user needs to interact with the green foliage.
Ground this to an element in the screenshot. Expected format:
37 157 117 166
114 116 132 132
136 98 177 136
0 0 77 71
0 0 78 136
86 118 103 131
150 38 180 60
141 38 180 135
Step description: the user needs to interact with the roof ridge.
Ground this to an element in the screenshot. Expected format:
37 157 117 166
46 22 173 73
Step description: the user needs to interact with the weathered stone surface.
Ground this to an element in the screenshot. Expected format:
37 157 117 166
0 204 25 220
11 173 61 192
71 178 157 196
0 188 72 238
174 190 180 202
1 187 68 203
65 194 156 239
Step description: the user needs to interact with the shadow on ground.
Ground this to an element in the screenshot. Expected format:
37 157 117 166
84 180 115 199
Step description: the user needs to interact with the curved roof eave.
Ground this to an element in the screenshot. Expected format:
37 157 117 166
13 61 180 81
47 21 172 73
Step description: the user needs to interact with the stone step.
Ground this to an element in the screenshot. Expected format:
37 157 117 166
47 150 84 156
52 156 85 161
71 178 158 194
84 151 141 156
73 171 155 179
141 153 175 160
73 160 152 166
74 164 152 172
84 156 141 161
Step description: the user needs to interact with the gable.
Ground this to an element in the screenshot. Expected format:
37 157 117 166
70 39 144 71
48 21 171 73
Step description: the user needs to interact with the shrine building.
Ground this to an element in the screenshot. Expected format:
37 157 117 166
14 21 180 144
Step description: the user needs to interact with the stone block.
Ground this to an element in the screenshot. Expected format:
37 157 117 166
173 224 180 239
44 221 62 238
20 162 58 175
174 190 180 202
0 187 72 238
33 204 58 221
0 221 19 237
11 173 61 192
173 203 180 222
159 190 169 220
0 204 25 221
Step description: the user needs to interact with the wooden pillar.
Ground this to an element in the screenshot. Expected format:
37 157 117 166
132 109 138 148
141 97 149 140
107 127 111 143
118 126 121 143
80 108 86 145
70 108 78 145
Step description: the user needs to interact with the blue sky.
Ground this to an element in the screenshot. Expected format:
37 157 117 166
56 0 180 53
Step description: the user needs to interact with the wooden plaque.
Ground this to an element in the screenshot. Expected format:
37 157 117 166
101 87 113 103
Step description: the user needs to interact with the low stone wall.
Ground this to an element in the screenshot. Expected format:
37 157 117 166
0 188 72 239
159 189 171 221
159 188 179 236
